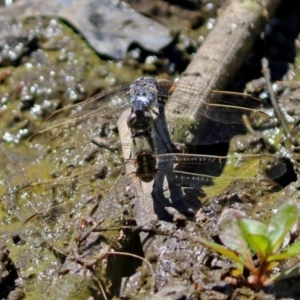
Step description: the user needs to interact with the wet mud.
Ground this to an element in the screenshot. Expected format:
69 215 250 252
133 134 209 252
1 0 300 299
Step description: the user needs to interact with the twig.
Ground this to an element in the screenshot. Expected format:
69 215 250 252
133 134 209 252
261 58 296 145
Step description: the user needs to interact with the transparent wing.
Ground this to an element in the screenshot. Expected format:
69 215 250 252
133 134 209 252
28 87 132 176
167 81 272 123
27 79 172 172
1 148 284 253
30 84 131 142
1 162 125 246
156 153 281 191
163 80 273 145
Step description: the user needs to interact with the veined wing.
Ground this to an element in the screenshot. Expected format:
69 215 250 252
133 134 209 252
30 83 131 142
162 81 274 145
116 152 282 213
27 78 173 169
28 85 132 167
1 162 125 247
155 152 282 190
2 152 281 242
167 81 273 123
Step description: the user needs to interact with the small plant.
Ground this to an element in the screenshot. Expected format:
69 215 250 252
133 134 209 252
197 202 300 287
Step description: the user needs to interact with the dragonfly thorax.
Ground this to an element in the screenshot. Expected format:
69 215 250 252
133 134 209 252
129 77 159 112
134 150 157 183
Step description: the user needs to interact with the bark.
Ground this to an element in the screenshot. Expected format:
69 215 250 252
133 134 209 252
167 0 281 124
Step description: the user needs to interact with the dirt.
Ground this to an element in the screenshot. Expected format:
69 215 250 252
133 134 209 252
1 0 300 299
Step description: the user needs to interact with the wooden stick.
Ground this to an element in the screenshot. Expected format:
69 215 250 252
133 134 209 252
167 0 281 145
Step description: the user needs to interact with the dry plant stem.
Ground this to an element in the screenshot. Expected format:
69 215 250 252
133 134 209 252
261 58 296 145
167 0 281 145
118 109 157 227
106 251 156 291
77 250 156 295
77 218 104 244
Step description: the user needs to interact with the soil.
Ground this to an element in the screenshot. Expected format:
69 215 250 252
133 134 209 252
1 0 300 299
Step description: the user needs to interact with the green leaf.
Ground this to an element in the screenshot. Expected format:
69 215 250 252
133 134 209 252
264 265 300 285
267 202 298 253
267 241 300 262
238 218 268 236
246 234 270 260
196 237 247 266
238 219 270 259
285 241 300 254
218 209 251 261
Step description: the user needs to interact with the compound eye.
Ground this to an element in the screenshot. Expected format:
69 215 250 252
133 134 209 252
127 113 136 128
143 111 153 124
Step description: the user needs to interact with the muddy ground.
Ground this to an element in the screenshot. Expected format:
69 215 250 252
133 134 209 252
1 0 300 299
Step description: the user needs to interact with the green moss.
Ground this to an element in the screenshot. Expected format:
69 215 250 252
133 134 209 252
168 116 198 144
202 154 262 197
240 0 263 14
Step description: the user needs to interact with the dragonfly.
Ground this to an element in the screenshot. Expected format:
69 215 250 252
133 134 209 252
1 76 282 249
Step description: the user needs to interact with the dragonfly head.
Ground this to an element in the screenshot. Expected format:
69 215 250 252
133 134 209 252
127 110 153 132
